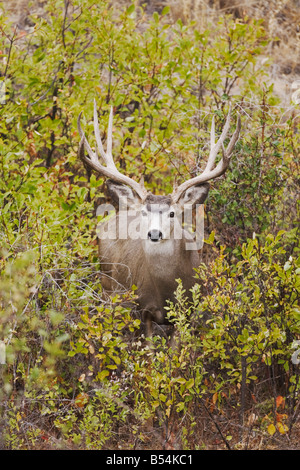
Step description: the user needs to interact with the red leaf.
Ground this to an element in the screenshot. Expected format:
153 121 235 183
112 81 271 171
276 396 285 408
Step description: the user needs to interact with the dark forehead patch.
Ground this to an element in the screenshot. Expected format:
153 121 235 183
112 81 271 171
145 194 172 212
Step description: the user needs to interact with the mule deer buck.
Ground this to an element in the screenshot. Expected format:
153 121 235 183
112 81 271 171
78 101 241 338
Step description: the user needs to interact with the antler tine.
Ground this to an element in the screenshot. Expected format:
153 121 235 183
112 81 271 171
107 105 113 160
78 122 116 180
171 105 241 203
78 111 97 164
205 104 232 172
206 115 216 172
93 99 106 162
223 114 241 158
78 102 148 201
93 100 118 171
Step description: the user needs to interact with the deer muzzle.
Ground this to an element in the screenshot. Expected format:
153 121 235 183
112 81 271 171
148 229 163 242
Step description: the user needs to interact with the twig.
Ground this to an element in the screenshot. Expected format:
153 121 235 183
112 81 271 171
28 74 58 107
194 389 231 450
1 24 18 78
62 0 70 49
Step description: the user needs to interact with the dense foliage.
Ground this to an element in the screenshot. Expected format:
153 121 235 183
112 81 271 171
0 0 299 449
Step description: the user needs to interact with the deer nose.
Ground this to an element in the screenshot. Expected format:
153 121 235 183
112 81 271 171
148 229 163 242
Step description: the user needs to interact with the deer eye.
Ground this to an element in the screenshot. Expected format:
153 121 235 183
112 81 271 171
169 211 175 218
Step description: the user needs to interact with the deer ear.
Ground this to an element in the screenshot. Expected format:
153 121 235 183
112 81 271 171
177 183 210 209
106 180 140 210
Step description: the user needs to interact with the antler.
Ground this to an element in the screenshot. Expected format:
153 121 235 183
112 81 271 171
171 105 241 203
77 99 148 201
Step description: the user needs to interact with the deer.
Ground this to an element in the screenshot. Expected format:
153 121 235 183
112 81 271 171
77 100 241 339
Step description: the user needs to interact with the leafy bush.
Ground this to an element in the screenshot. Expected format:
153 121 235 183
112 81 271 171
165 230 300 444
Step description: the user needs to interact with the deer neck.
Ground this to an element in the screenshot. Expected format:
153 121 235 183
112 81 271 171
143 238 189 279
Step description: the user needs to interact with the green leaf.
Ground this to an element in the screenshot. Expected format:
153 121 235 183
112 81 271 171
176 402 185 412
185 378 194 390
97 370 109 381
126 4 135 16
153 11 159 23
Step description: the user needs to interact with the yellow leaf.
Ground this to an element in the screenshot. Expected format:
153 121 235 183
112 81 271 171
75 393 89 408
159 393 166 402
267 424 276 436
212 392 218 405
185 378 194 389
97 369 109 380
277 422 288 434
